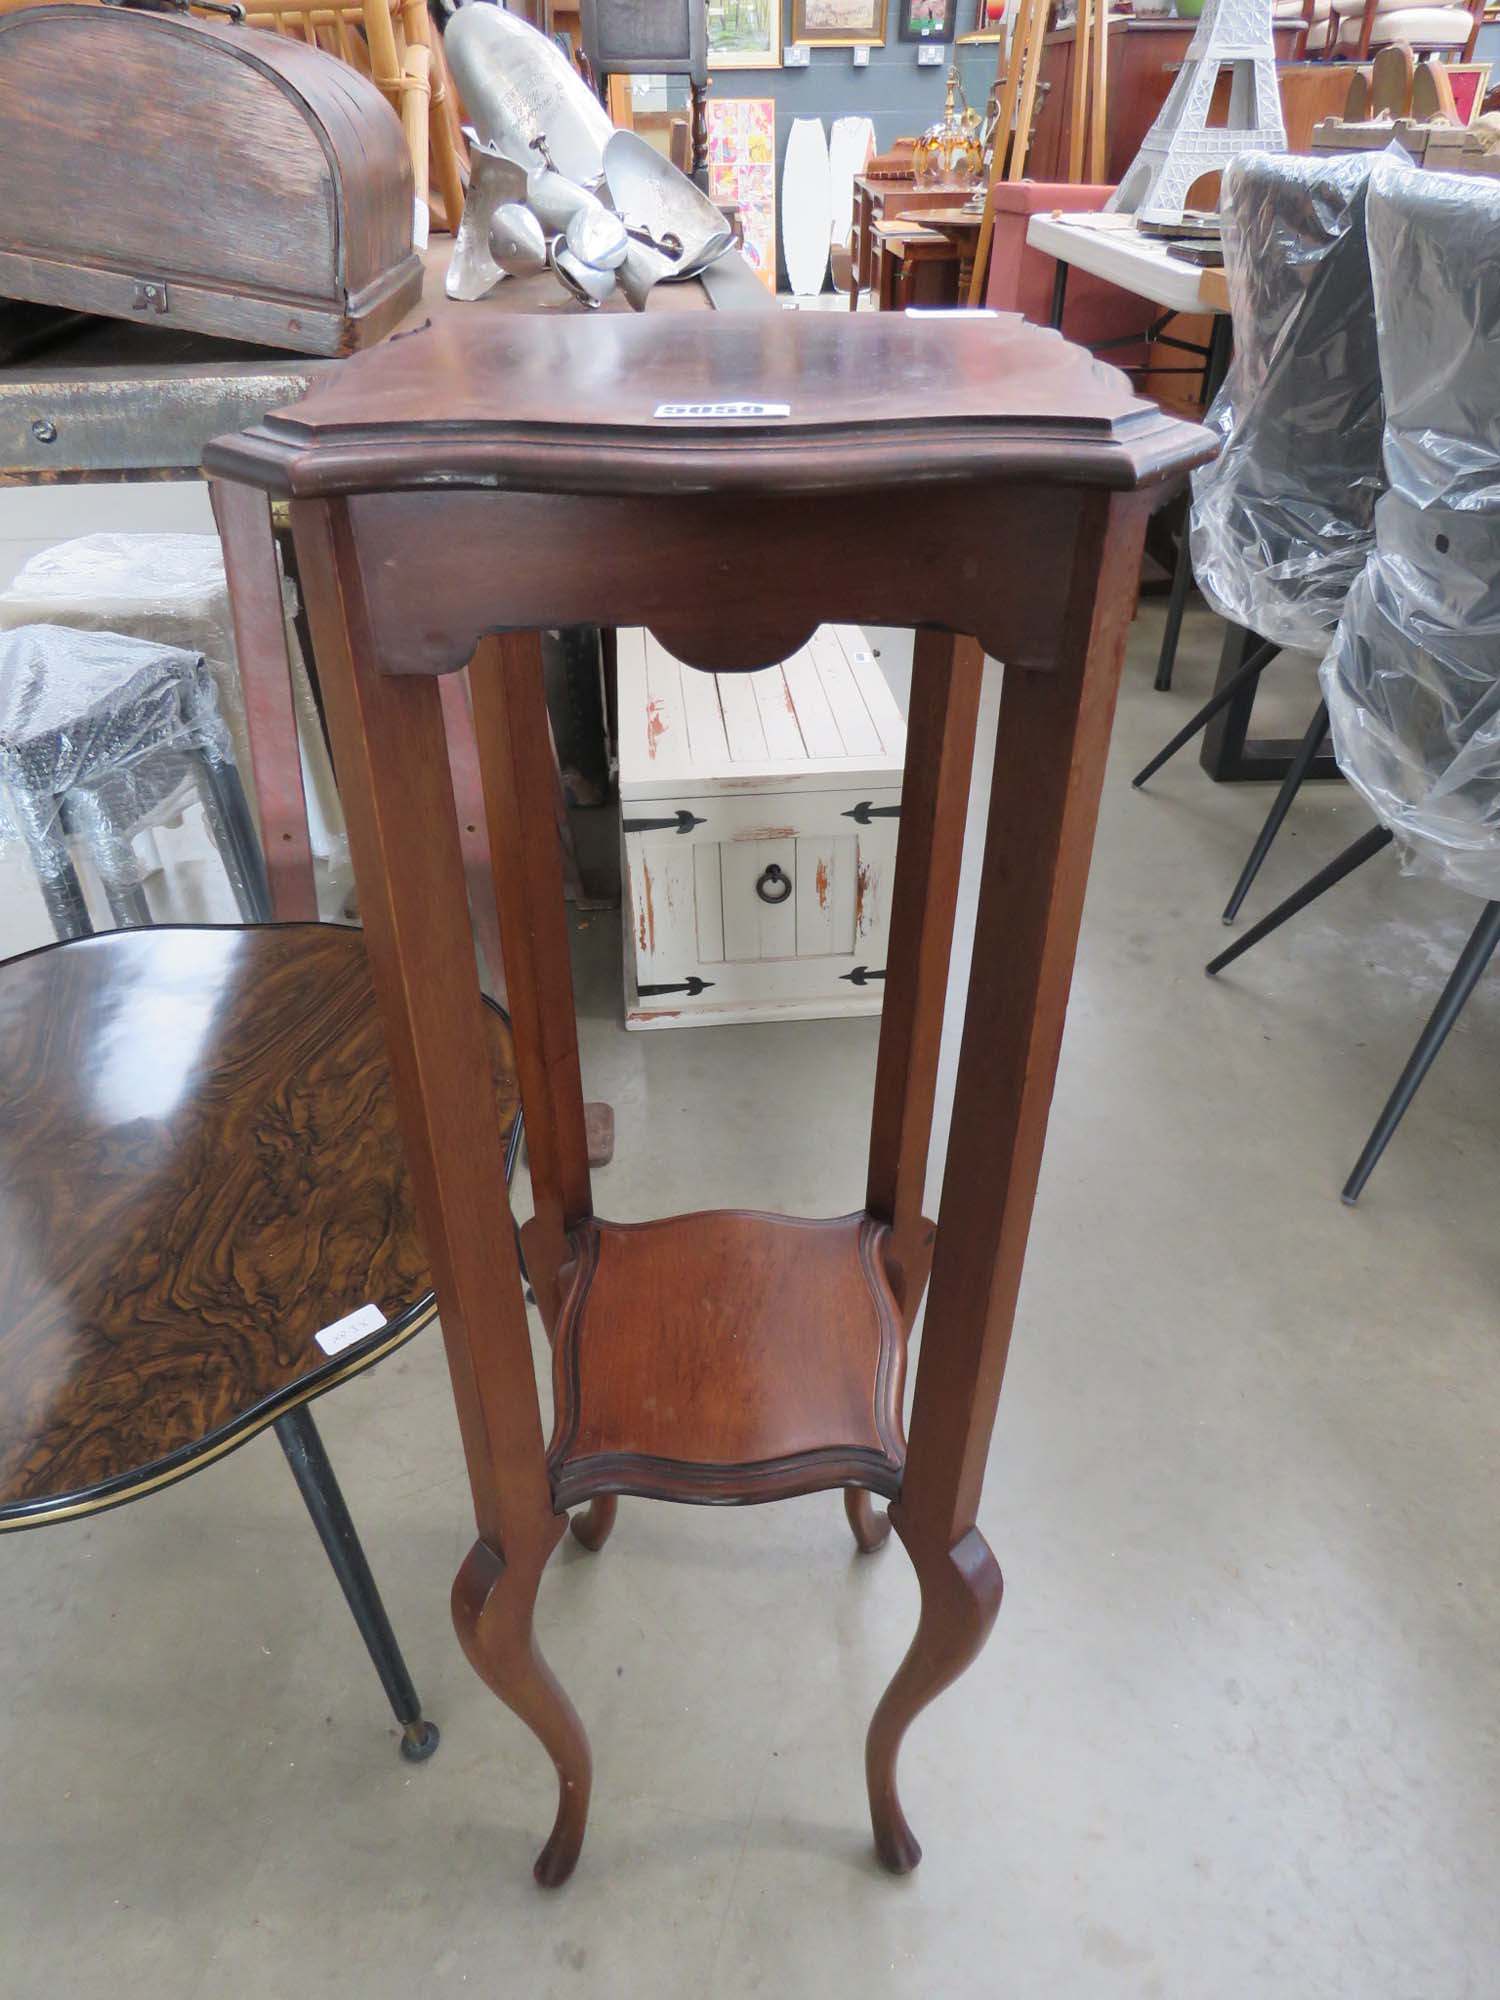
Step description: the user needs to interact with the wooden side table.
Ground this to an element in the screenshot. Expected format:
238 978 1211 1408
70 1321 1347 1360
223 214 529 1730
899 206 986 301
207 312 1212 1886
872 220 958 311
851 176 977 308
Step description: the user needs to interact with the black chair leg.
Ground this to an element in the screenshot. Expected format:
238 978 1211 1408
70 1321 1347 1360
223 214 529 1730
194 751 273 922
1221 698 1330 926
1341 899 1500 1206
274 1402 439 1763
31 840 94 939
53 793 152 931
1154 501 1195 693
1206 824 1393 977
1133 639 1281 790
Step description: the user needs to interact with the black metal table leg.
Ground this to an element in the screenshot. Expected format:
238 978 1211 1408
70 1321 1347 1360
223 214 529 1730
1203 311 1233 406
274 1402 439 1762
1198 624 1345 785
1047 260 1068 331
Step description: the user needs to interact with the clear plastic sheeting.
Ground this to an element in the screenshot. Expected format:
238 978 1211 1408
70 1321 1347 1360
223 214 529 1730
0 533 344 864
0 624 246 898
1188 148 1390 655
1320 164 1500 900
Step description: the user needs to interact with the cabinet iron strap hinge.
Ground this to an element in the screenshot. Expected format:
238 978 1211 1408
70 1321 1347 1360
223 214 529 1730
839 965 886 986
638 976 715 998
842 801 900 825
622 810 706 835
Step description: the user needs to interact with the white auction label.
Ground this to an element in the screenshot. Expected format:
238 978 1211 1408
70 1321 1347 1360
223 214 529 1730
652 401 791 420
314 1302 389 1357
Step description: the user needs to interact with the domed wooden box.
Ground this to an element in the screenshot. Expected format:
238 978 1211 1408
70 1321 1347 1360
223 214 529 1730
0 4 423 356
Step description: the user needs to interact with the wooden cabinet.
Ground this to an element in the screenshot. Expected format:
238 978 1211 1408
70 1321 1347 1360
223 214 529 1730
851 177 976 302
619 625 905 1027
1027 18 1304 186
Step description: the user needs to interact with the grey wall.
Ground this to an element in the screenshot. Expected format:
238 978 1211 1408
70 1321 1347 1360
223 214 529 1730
702 8 1001 287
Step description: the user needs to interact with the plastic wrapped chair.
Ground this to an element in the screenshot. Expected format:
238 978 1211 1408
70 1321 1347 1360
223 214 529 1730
1135 149 1388 920
1208 164 1500 1201
0 624 269 938
0 531 345 878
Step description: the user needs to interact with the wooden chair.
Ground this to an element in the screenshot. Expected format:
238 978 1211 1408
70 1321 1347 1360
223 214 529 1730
1300 0 1482 58
240 0 468 231
0 920 521 1759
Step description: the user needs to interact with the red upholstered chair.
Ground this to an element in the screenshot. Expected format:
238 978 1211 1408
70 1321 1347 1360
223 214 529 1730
983 181 1154 362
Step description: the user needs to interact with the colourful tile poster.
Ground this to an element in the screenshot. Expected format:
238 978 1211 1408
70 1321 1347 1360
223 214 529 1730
705 97 777 293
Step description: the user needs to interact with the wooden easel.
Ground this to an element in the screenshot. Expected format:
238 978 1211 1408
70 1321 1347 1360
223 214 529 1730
966 0 1071 305
1067 0 1110 185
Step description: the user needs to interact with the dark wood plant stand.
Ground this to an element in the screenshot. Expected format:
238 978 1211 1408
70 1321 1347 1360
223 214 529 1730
207 311 1211 1886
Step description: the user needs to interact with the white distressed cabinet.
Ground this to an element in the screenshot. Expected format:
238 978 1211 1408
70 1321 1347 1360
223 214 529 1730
618 625 907 1029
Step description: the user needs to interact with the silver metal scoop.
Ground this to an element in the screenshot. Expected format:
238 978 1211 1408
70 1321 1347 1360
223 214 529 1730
444 4 614 186
604 130 733 282
444 143 528 301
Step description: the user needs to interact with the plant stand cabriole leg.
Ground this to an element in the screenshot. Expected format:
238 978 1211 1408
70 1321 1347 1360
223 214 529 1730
292 498 593 1886
866 492 1154 1872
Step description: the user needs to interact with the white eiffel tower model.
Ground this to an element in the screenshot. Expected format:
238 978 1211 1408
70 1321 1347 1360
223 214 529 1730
1107 0 1286 225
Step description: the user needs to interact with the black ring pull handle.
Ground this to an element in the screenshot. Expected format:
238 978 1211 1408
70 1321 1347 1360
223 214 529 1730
755 863 793 906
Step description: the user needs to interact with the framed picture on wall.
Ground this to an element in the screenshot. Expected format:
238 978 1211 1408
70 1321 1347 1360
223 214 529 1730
899 0 956 38
791 0 888 46
708 0 783 70
956 0 1006 40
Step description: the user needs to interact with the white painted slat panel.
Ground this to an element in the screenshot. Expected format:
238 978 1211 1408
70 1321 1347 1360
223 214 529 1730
751 665 807 760
722 838 797 961
616 626 654 784
808 626 883 758
794 833 856 958
626 950 884 1029
834 834 859 955
677 655 731 766
693 843 725 964
641 639 695 784
628 840 698 976
854 826 894 949
779 645 845 759
717 668 770 763
833 625 907 760
625 788 900 846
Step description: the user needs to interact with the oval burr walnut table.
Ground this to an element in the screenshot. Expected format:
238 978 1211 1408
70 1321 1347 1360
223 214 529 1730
206 310 1214 1883
0 921 520 1761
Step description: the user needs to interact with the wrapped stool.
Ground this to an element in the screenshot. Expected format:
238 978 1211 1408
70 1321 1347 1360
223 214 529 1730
0 625 267 936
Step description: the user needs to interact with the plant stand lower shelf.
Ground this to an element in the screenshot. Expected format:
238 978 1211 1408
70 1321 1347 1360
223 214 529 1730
207 305 1213 1887
545 1210 910 1511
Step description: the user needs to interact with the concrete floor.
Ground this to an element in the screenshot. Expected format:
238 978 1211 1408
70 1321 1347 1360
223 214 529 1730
3 586 1499 1999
